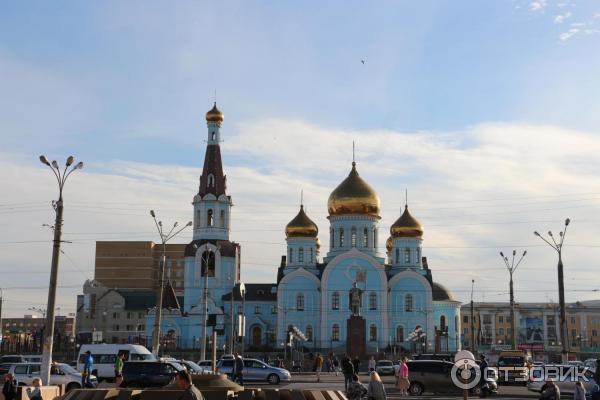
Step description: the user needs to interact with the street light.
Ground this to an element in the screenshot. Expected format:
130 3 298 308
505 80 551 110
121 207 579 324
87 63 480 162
38 154 83 385
197 243 220 361
149 210 192 356
534 218 570 363
499 250 527 349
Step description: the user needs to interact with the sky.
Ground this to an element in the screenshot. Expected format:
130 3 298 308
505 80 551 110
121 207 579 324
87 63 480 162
1 0 600 317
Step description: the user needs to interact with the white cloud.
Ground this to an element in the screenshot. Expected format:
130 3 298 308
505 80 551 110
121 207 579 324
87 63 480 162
554 11 572 23
530 0 548 12
560 27 581 40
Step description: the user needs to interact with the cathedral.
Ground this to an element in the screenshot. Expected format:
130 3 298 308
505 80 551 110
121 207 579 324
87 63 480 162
146 103 462 355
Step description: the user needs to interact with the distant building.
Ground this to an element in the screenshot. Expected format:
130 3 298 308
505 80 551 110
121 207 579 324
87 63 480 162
0 314 74 354
461 300 600 362
94 241 186 296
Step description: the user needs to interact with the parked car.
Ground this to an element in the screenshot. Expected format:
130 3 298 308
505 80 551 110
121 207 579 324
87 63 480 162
0 355 26 364
216 358 291 384
121 361 185 388
376 360 395 376
9 363 96 392
196 360 213 369
407 360 497 397
527 365 597 396
178 360 210 374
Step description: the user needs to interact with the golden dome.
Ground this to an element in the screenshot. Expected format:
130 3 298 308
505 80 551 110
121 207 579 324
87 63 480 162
390 206 423 238
386 236 393 253
205 102 224 123
285 205 319 238
327 162 380 217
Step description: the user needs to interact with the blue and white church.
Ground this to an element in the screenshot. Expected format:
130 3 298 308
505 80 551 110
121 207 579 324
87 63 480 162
146 103 462 355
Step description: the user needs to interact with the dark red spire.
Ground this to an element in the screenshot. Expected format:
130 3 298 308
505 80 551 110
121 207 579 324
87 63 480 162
199 144 226 196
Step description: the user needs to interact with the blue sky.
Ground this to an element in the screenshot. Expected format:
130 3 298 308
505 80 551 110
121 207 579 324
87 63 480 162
1 1 600 316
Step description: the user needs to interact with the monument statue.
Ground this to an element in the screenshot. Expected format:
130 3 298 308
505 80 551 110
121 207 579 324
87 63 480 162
349 282 363 316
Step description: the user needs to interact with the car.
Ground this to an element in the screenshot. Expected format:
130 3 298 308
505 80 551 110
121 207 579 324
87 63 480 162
121 360 186 388
375 360 395 376
216 358 291 385
412 353 455 362
197 360 213 369
526 364 597 396
406 360 498 397
497 350 530 385
9 363 96 392
178 360 210 374
0 355 26 364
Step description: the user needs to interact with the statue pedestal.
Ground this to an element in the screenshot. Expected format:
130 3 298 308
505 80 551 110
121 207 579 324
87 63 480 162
346 315 366 357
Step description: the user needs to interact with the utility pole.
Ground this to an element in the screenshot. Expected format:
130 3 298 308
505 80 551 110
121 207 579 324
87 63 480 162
149 210 192 356
500 250 527 350
200 245 220 361
534 218 570 363
230 284 235 354
470 279 475 354
0 288 3 351
38 155 83 385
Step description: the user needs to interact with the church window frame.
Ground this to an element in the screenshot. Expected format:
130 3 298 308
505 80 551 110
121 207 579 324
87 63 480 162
396 325 405 342
332 292 340 310
296 293 305 311
211 131 216 141
351 227 357 247
288 248 293 264
306 325 313 341
330 228 334 249
416 248 421 264
369 324 377 341
363 227 368 247
220 210 225 227
373 228 378 249
332 324 340 341
339 228 345 247
395 248 400 264
310 247 314 263
201 251 216 277
440 315 446 331
207 209 214 226
207 174 215 188
369 292 377 310
404 248 410 263
404 294 414 312
299 247 304 263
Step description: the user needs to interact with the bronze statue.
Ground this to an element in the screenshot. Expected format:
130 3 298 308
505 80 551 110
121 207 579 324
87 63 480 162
349 282 362 316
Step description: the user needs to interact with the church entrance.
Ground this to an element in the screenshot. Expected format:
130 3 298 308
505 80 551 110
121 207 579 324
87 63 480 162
251 326 262 347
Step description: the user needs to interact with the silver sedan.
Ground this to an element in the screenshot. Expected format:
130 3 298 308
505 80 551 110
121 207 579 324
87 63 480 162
216 358 291 384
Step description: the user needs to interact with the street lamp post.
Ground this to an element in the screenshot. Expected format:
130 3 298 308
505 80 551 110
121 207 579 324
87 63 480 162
38 155 83 385
470 279 475 354
149 210 192 356
199 244 220 361
534 218 570 363
499 250 527 350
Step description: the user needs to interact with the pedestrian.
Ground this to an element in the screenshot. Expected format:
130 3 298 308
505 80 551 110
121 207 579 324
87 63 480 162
479 354 488 377
232 352 244 386
353 356 361 374
175 370 204 400
325 357 331 374
346 374 367 400
368 356 376 373
574 381 586 400
367 371 387 400
82 351 94 387
395 357 409 396
3 374 18 400
333 356 340 377
25 378 42 400
114 353 125 387
314 353 324 383
342 356 355 391
540 379 560 400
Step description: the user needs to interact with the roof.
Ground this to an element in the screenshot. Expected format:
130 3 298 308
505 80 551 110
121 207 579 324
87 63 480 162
185 239 238 257
432 282 454 301
117 283 181 312
222 283 277 302
198 144 226 197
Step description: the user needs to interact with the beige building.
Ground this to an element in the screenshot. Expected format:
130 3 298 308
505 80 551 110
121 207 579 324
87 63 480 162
94 241 186 296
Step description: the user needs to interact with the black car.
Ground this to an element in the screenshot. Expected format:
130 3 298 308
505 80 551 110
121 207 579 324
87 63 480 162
407 360 497 397
121 361 185 388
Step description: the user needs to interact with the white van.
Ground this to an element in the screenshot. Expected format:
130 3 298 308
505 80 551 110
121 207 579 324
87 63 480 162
77 344 155 380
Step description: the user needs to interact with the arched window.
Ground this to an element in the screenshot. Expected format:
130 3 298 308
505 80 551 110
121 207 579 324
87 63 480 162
396 325 405 342
299 247 304 263
201 251 215 277
211 132 216 141
440 315 446 330
369 325 377 341
351 227 357 247
207 209 214 226
373 228 378 249
404 294 413 312
332 324 340 341
310 248 314 263
288 248 293 264
296 293 305 311
332 292 340 310
306 325 313 341
208 174 215 187
196 210 201 226
339 228 345 247
251 326 261 346
455 316 459 331
404 248 410 263
220 210 225 227
369 292 377 310
363 227 368 247
395 248 400 264
416 248 421 264
330 228 334 249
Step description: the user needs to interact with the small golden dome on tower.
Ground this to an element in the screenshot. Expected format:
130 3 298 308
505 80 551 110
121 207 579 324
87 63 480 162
327 162 380 217
386 236 393 253
390 206 423 238
205 102 224 123
285 205 319 238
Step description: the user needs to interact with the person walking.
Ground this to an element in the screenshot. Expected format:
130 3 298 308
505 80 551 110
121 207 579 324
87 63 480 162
342 356 355 391
314 353 324 383
114 353 125 387
233 352 244 386
333 356 340 377
82 351 94 387
175 370 204 400
574 381 586 400
395 357 410 396
368 356 376 373
346 374 367 400
540 379 560 400
367 371 387 400
3 374 18 400
353 356 361 375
